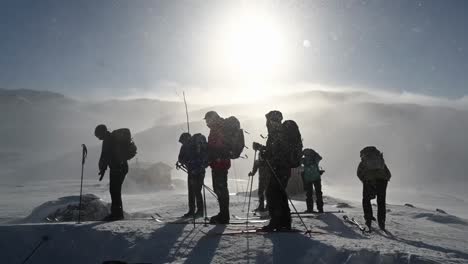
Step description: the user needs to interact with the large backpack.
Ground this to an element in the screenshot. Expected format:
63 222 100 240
112 128 137 162
189 133 209 169
223 116 245 159
303 148 322 165
360 146 384 170
282 120 303 168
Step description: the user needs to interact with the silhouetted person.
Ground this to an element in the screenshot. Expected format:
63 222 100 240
249 151 270 212
95 124 129 221
177 133 207 218
255 110 294 231
301 148 324 213
357 146 391 231
205 111 231 224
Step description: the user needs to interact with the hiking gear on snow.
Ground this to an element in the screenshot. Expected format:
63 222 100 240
183 211 194 218
357 162 391 182
357 147 391 183
245 150 257 229
360 146 384 170
187 133 209 171
21 236 49 264
102 213 124 221
78 144 87 223
343 215 367 233
112 128 137 162
194 209 204 218
209 213 230 224
223 116 245 159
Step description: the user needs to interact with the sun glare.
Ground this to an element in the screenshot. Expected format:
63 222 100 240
212 10 289 82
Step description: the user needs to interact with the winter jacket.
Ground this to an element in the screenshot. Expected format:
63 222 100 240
264 128 290 169
99 131 127 173
208 122 231 170
357 162 391 183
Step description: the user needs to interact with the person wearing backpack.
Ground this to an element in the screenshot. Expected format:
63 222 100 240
254 110 302 231
177 132 208 218
301 148 324 213
248 150 270 212
357 146 391 231
95 124 136 221
204 111 231 224
177 132 194 217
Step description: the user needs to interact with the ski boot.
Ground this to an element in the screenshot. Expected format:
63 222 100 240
378 221 386 231
209 214 229 224
102 213 124 222
182 211 194 218
365 220 372 232
194 209 204 218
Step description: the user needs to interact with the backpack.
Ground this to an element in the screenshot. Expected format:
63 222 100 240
303 148 322 165
188 133 209 169
302 148 323 182
223 116 245 159
112 128 137 161
360 146 384 170
282 120 303 168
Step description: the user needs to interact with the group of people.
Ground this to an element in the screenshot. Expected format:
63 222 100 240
95 109 392 231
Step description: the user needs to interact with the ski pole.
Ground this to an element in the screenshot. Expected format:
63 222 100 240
21 236 49 264
265 160 311 237
203 185 208 226
202 184 218 201
245 150 257 229
241 175 250 212
78 144 87 223
242 150 257 212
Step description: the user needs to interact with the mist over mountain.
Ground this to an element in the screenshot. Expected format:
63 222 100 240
0 88 191 174
6 88 468 198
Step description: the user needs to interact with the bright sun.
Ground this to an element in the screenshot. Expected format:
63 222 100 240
213 11 288 82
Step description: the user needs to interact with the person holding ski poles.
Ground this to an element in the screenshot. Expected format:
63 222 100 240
177 132 208 218
248 150 270 213
357 146 391 231
301 148 325 213
253 110 303 231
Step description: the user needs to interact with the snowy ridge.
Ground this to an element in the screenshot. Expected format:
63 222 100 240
1 192 467 264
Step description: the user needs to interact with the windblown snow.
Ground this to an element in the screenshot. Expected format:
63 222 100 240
1 191 467 264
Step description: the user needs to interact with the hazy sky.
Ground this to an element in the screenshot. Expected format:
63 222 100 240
1 0 467 101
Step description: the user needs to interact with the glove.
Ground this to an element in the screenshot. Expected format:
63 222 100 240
98 171 105 181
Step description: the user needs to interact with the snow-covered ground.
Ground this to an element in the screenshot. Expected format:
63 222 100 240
1 184 468 264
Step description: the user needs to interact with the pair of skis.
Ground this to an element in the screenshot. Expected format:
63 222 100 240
342 215 392 237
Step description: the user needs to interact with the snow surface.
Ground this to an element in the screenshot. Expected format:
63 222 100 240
1 190 468 264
